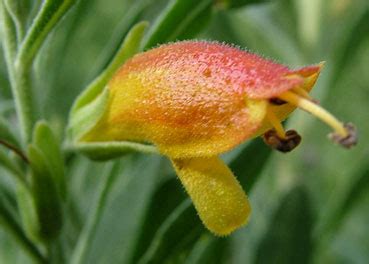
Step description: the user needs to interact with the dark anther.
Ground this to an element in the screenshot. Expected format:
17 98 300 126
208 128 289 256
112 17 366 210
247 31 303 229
262 129 302 153
269 98 287 105
328 123 357 148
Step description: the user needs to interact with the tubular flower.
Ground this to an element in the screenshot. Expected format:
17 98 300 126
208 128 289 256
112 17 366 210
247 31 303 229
81 41 356 235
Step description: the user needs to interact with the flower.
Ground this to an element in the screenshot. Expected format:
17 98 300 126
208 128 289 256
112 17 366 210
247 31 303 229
81 41 356 235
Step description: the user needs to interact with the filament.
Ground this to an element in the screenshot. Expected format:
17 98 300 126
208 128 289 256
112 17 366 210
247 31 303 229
266 109 286 139
278 91 348 137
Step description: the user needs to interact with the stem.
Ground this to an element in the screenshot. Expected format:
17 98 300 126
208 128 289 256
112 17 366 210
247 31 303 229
70 162 120 264
0 139 29 163
1 2 34 144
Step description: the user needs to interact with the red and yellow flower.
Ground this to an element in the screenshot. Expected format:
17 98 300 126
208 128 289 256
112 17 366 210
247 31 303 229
80 41 356 235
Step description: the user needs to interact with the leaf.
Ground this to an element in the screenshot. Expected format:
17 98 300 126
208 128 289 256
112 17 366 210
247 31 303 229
76 154 163 264
26 144 63 242
89 0 152 77
255 186 314 264
70 162 121 264
16 0 77 68
142 0 213 50
16 181 40 243
33 120 66 200
137 199 204 264
216 0 269 9
229 138 272 192
329 8 369 86
0 186 46 263
129 177 188 263
185 235 229 264
319 166 369 237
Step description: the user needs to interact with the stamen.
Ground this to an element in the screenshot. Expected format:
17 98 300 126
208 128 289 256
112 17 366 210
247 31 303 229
266 110 286 139
278 90 357 148
263 129 301 153
269 98 287 105
292 86 313 100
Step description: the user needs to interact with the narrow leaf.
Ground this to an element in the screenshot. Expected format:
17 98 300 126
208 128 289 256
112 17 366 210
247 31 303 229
0 189 46 263
255 186 314 264
33 120 66 200
142 0 213 50
138 199 204 264
16 0 77 68
27 144 63 241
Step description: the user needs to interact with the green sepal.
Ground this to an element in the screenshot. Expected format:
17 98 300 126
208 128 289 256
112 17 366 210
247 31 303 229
25 144 63 242
74 142 158 161
67 88 109 146
33 120 66 200
67 21 149 143
67 21 160 160
70 21 149 116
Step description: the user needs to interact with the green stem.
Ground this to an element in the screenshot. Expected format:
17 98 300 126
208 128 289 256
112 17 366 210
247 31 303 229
70 162 120 264
1 1 34 144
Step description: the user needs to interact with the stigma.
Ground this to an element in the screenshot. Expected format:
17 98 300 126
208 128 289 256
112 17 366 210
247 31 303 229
263 88 357 152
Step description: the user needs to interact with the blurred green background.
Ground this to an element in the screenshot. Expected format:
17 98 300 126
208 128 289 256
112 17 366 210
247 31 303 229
0 0 368 263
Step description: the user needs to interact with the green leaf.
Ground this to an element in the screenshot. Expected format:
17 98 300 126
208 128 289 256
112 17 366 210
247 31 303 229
142 0 213 50
0 186 46 263
70 162 121 264
16 0 77 68
26 144 63 242
330 9 369 86
138 199 204 264
129 177 188 263
230 138 272 192
89 0 152 77
72 154 163 264
175 3 213 40
318 166 369 237
255 186 314 264
16 181 41 243
33 120 66 200
185 235 229 264
216 0 269 9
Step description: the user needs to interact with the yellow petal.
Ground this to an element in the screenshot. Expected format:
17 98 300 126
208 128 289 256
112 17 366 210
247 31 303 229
171 156 251 236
